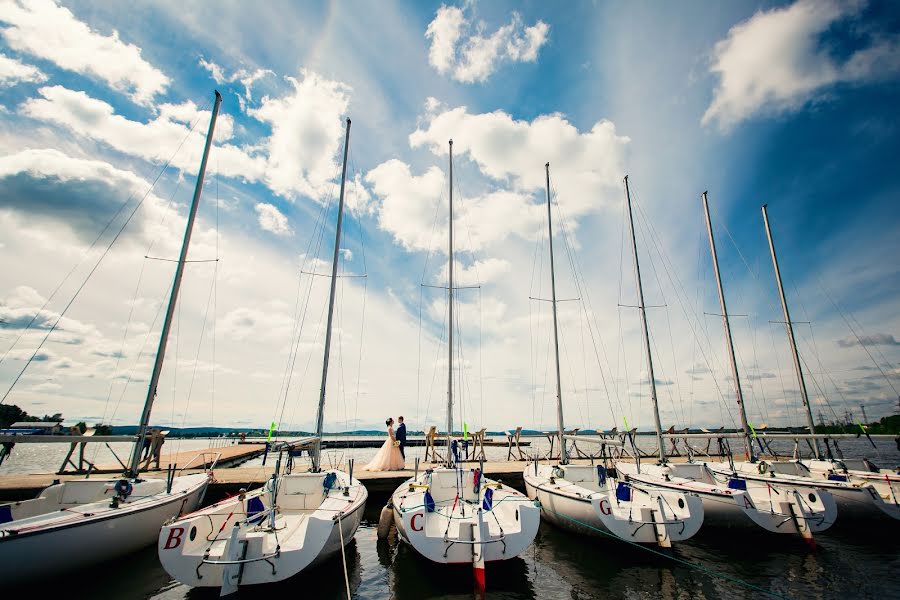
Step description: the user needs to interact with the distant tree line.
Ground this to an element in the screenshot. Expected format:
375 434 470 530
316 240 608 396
0 404 112 434
815 414 899 436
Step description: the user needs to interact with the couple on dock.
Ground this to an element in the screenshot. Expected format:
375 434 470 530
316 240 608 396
363 416 406 471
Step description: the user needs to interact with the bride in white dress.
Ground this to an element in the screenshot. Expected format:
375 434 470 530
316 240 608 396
363 418 405 471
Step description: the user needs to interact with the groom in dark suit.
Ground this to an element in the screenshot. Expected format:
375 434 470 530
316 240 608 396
396 416 407 459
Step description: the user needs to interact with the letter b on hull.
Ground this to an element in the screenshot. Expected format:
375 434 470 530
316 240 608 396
163 527 185 550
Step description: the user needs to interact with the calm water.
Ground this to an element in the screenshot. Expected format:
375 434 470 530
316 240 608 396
3 437 899 598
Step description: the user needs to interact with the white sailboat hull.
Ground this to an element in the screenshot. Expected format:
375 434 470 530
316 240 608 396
615 461 836 535
0 473 209 583
158 470 366 594
709 461 900 521
391 467 539 565
523 463 704 545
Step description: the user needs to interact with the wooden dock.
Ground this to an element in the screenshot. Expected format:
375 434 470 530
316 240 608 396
0 455 732 503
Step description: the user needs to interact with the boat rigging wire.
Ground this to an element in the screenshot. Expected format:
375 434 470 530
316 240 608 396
0 96 214 405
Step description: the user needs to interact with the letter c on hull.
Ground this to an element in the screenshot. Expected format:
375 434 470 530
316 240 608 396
411 513 424 532
164 526 185 550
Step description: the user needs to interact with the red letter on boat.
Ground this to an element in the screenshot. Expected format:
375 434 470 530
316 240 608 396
599 499 611 515
411 513 424 532
164 527 185 549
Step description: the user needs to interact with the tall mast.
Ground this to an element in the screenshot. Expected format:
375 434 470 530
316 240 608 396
761 205 820 459
446 139 454 465
545 164 567 464
311 117 352 473
127 91 222 477
702 192 753 460
623 176 666 463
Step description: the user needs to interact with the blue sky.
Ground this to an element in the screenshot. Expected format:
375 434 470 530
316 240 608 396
0 0 898 434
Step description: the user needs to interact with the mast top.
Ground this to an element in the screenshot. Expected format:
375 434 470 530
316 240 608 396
214 90 221 100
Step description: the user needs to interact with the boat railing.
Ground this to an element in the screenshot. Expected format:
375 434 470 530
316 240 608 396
176 451 222 475
197 547 281 579
442 533 507 557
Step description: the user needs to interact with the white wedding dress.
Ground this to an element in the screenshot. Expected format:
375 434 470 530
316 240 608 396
363 425 405 471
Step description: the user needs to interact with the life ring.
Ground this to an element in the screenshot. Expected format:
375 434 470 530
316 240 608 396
114 479 133 498
757 462 768 474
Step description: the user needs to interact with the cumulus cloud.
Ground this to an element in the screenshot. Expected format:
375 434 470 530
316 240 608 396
254 202 292 236
425 4 549 83
0 147 162 239
365 159 446 253
837 333 900 348
703 0 900 130
198 57 274 111
0 0 170 104
367 102 629 258
18 74 351 204
0 52 46 86
20 86 255 180
248 69 351 200
409 102 629 215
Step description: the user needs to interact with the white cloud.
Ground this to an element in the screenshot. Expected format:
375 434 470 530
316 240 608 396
703 0 900 130
18 71 352 204
425 4 550 83
0 146 150 197
0 52 45 86
0 0 170 104
0 147 210 257
410 104 629 216
367 103 629 258
20 86 256 180
198 57 274 111
248 69 350 200
426 5 466 74
254 202 291 236
365 159 446 253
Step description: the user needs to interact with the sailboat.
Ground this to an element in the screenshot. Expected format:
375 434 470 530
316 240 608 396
617 189 837 545
706 204 899 522
0 91 224 582
157 118 368 595
523 170 704 547
389 140 540 591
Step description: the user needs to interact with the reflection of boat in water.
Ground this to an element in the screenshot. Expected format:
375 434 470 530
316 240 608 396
388 529 534 599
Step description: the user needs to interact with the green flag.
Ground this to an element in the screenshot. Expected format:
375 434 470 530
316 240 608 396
748 421 758 439
464 422 469 441
267 421 276 441
623 416 629 431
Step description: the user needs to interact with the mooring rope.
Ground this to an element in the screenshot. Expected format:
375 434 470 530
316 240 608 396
538 504 792 599
337 511 351 600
